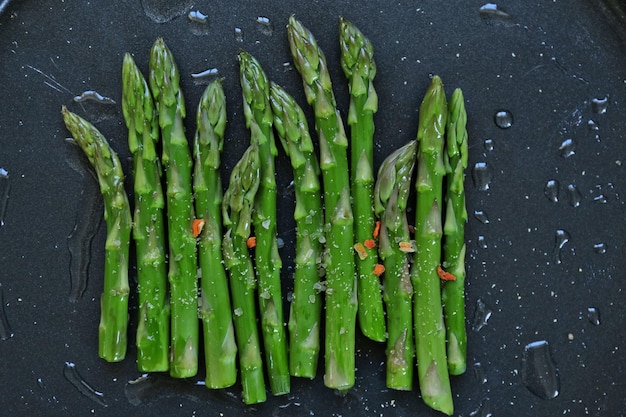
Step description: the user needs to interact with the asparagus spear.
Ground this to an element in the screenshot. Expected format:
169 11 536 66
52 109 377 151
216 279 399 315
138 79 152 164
339 17 385 342
412 75 454 415
193 79 238 388
121 53 170 372
373 140 417 390
442 88 469 376
61 107 132 362
148 38 199 378
239 51 290 395
269 81 324 379
287 15 357 391
222 144 267 405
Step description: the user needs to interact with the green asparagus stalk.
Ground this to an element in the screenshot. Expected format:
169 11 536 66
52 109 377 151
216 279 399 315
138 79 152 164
61 107 132 363
238 51 290 396
412 75 453 415
442 88 469 376
222 144 267 405
373 140 417 390
121 53 170 372
269 81 324 379
193 79 238 388
148 38 199 378
287 15 357 391
339 17 385 343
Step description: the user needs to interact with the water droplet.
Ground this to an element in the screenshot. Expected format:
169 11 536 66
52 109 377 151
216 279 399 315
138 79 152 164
521 340 560 400
472 298 492 332
73 90 116 105
566 184 581 208
587 307 600 326
0 168 10 227
559 138 575 158
479 3 515 26
188 9 207 24
587 119 599 131
63 362 107 407
483 138 494 152
494 110 513 129
280 61 294 72
67 184 102 302
553 229 570 264
141 0 194 23
277 237 285 249
593 242 607 254
473 362 488 384
190 67 219 85
543 179 559 203
468 397 492 417
477 235 488 249
255 16 274 36
472 162 493 191
234 27 244 42
591 96 609 114
593 193 607 204
233 307 243 317
0 283 13 340
187 10 210 35
473 210 490 224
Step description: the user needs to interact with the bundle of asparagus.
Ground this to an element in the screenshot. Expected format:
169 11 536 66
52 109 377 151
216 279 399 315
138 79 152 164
61 18 470 413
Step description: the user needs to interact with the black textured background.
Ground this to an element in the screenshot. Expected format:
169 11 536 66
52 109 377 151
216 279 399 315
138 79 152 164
1 1 625 416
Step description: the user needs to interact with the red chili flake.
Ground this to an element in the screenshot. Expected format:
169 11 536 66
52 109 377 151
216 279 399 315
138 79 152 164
373 264 385 276
364 239 376 250
192 219 206 238
246 236 257 248
354 242 368 260
437 265 456 281
398 241 416 253
373 220 381 239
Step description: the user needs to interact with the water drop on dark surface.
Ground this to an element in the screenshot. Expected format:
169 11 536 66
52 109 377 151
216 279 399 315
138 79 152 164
553 229 570 264
477 235 488 249
593 242 607 254
256 16 274 36
0 167 10 227
494 110 513 129
63 362 107 407
566 184 581 208
73 90 116 105
544 179 559 203
483 138 494 152
473 210 490 224
0 283 13 340
521 340 560 400
559 138 575 158
187 10 210 35
67 183 102 302
234 27 244 42
472 162 493 191
472 298 492 332
587 307 600 326
479 3 515 26
591 96 609 114
191 67 219 85
141 0 194 23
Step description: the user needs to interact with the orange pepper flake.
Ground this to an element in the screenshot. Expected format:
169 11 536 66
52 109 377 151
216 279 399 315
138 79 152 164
372 220 381 239
246 236 257 248
354 242 368 260
373 264 385 276
192 219 206 238
437 265 456 281
398 241 416 253
364 239 376 250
